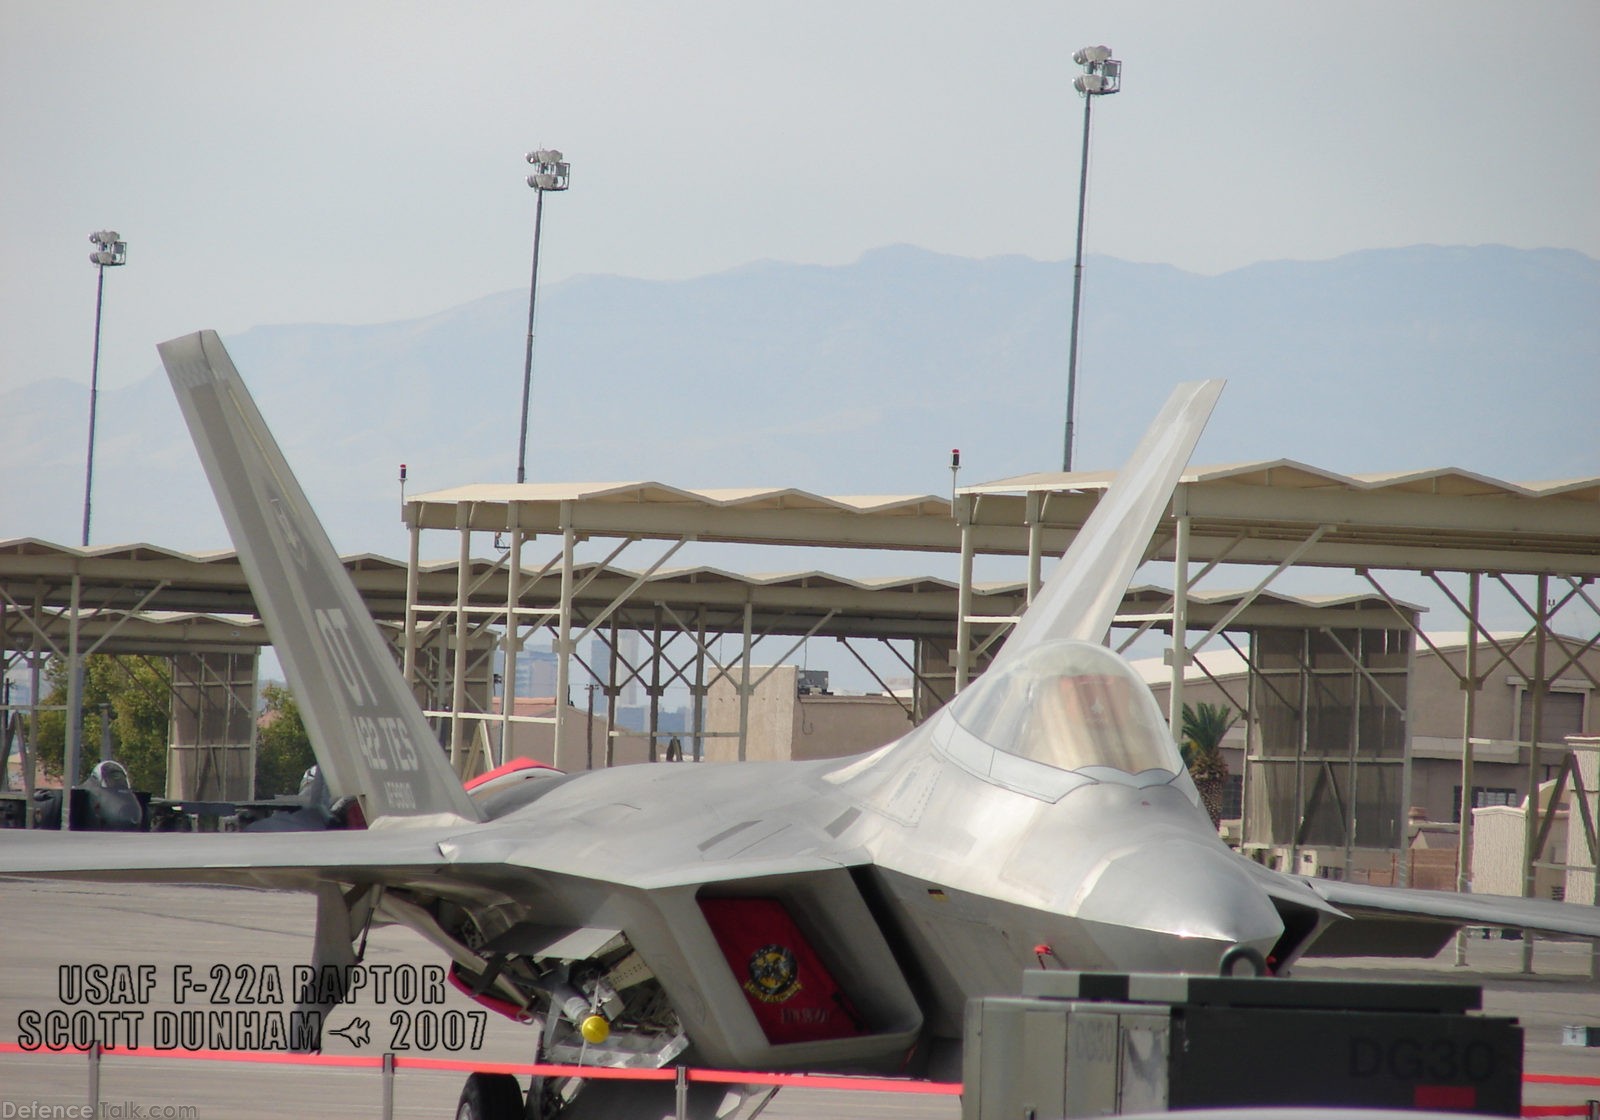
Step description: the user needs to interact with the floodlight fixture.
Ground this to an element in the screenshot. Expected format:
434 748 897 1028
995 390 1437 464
525 150 571 194
517 148 571 484
1071 44 1120 97
87 230 127 268
1062 46 1121 472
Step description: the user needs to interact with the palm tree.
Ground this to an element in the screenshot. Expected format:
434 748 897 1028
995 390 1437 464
1181 701 1237 828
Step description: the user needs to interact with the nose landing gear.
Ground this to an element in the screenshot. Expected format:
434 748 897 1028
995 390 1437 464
455 1072 523 1120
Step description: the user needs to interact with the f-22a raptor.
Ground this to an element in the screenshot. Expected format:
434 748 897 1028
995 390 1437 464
4 332 1597 1119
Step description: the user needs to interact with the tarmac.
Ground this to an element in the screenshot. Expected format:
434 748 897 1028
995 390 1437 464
1 878 1596 1118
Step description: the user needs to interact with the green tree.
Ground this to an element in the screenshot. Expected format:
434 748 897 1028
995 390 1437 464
1181 701 1237 829
35 655 172 793
255 683 315 798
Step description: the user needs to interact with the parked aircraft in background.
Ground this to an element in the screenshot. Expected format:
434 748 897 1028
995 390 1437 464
1 760 149 831
2 332 1597 1120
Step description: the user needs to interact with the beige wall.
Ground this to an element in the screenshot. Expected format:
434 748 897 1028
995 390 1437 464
1469 805 1528 897
704 665 797 763
1563 747 1598 905
1470 797 1570 901
789 694 913 761
704 665 912 763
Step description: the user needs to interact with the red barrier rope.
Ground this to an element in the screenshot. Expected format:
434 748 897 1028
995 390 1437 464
0 1041 960 1094
1527 1073 1600 1087
0 1041 1583 1104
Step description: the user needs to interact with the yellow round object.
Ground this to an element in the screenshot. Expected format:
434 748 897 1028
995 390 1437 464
579 1015 610 1044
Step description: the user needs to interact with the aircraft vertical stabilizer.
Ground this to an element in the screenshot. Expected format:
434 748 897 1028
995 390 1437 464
994 379 1223 664
158 330 482 824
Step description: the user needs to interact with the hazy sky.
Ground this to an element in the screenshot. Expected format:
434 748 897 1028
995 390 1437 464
3 1 1597 397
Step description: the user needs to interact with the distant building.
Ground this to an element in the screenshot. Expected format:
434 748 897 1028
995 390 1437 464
1141 633 1600 889
494 647 558 701
587 633 645 707
704 665 910 763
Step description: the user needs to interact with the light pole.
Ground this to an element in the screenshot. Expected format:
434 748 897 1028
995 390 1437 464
1062 46 1120 472
83 230 127 546
64 230 126 826
517 149 570 484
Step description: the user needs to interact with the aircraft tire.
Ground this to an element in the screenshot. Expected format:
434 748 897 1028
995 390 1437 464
455 1072 523 1120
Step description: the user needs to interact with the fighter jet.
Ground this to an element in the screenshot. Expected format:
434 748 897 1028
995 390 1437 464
6 759 149 832
3 332 1597 1120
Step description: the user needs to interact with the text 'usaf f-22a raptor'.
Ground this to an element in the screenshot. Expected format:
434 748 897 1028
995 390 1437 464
4 331 1598 1119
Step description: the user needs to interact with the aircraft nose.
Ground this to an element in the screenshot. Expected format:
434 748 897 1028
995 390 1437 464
1074 839 1284 970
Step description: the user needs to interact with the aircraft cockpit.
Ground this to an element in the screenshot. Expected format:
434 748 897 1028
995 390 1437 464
85 760 132 792
942 640 1184 791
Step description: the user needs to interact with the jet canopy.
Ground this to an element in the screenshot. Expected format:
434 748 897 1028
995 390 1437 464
951 640 1182 776
86 760 132 791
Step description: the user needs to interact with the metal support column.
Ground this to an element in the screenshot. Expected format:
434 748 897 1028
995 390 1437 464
1166 507 1191 744
1522 573 1549 973
403 518 420 687
737 600 753 762
648 604 663 762
26 633 41 827
86 1041 101 1114
954 512 975 693
500 527 523 768
1343 632 1362 879
1454 575 1480 963
448 519 473 774
1025 491 1044 604
693 608 707 762
430 623 448 731
1397 628 1418 888
1241 632 1258 852
62 572 83 828
605 617 620 767
1290 629 1310 873
553 505 577 771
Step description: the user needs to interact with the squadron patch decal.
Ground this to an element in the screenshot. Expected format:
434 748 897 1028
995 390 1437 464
742 944 801 1003
700 897 865 1043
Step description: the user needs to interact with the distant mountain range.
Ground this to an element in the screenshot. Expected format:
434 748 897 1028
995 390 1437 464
4 244 1596 561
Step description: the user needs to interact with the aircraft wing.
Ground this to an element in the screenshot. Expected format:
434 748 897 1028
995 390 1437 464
0 826 465 891
0 773 862 894
1297 876 1600 956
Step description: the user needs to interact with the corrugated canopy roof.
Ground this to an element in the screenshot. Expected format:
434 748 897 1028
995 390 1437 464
0 539 1023 644
0 541 1421 656
960 460 1600 575
968 461 1600 502
407 463 1600 575
413 481 950 517
406 482 958 553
